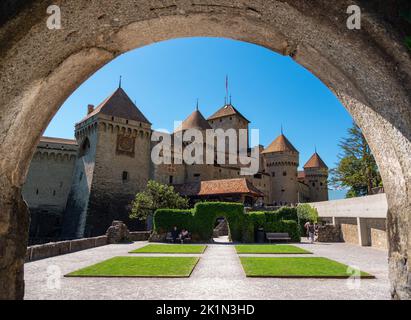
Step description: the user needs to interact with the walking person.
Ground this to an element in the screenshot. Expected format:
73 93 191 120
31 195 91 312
308 222 315 244
304 221 311 240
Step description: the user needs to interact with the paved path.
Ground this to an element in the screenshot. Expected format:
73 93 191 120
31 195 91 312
24 241 390 300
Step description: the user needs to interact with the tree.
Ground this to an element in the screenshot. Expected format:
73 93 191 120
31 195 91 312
129 180 189 221
330 123 382 197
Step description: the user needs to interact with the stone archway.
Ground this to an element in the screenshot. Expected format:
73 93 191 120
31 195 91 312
0 0 410 300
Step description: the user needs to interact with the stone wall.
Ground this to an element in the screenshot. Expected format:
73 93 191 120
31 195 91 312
312 195 388 250
26 235 108 262
317 225 341 242
23 139 78 240
340 220 359 245
129 231 151 242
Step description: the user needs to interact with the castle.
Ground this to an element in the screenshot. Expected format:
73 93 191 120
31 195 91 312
23 87 328 242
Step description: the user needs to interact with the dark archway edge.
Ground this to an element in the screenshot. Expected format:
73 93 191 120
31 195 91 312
0 0 410 299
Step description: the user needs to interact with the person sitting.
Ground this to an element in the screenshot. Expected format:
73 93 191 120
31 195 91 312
171 226 179 243
179 229 190 243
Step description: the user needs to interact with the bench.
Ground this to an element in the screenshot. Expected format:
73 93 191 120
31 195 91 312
165 232 192 244
266 232 291 243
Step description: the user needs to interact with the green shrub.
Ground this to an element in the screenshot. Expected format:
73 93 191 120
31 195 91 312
263 220 300 242
245 212 266 229
274 207 298 222
241 215 255 243
153 209 194 234
281 220 301 242
154 203 301 243
153 202 245 242
297 204 319 234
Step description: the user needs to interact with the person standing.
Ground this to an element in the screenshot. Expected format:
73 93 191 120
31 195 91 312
308 222 315 244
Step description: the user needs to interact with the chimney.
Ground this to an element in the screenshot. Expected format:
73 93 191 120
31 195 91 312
87 104 94 115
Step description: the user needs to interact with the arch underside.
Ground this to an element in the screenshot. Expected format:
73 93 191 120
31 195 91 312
0 0 410 299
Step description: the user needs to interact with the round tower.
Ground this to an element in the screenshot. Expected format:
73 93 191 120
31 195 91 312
303 152 329 202
262 134 299 206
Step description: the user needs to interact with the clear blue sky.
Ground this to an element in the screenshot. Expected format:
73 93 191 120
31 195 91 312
45 37 352 199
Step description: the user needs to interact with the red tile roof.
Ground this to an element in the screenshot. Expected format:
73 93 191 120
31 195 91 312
175 109 212 132
174 178 264 197
304 152 328 169
79 88 151 124
262 134 298 154
298 171 306 179
207 104 250 123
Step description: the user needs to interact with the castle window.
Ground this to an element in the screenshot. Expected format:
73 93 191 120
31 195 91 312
36 189 39 195
111 116 114 121
169 176 174 184
194 173 201 178
320 182 323 186
312 182 316 187
53 190 56 196
283 171 287 176
126 120 129 124
272 172 275 177
122 171 129 182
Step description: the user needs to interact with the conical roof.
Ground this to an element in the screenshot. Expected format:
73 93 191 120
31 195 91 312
207 104 250 123
80 88 151 124
304 152 328 169
262 134 298 154
175 109 212 132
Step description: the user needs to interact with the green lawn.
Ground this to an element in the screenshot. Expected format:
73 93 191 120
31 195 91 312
235 245 311 254
66 257 199 278
129 244 207 254
240 257 374 278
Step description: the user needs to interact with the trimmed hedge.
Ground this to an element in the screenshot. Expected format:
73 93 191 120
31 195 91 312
246 207 300 242
154 202 247 242
154 209 194 234
154 203 301 243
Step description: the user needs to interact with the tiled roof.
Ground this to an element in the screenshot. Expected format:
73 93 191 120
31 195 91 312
174 178 264 197
207 104 250 123
79 88 151 124
40 136 78 146
175 109 212 132
262 134 298 154
298 171 306 179
304 152 328 169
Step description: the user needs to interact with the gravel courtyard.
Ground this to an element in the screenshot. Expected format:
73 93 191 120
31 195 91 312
24 241 390 300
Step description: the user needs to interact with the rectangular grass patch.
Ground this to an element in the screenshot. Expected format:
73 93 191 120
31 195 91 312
235 245 311 254
129 244 207 254
66 257 199 278
240 257 374 278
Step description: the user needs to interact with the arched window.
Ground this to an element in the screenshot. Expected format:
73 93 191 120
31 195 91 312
122 171 129 182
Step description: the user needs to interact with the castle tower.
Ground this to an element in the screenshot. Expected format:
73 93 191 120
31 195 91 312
175 107 214 183
262 134 299 206
62 87 152 238
207 103 250 157
303 152 329 202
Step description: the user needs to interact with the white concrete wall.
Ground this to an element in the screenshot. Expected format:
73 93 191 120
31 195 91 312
310 193 388 218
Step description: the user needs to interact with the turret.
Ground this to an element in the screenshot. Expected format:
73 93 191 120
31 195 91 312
303 152 329 202
262 134 299 206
